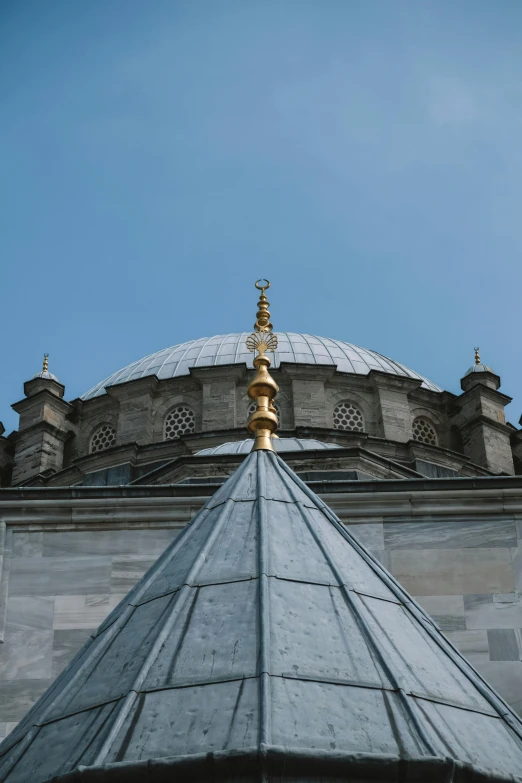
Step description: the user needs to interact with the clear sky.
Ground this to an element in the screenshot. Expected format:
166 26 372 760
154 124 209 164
2 1 522 433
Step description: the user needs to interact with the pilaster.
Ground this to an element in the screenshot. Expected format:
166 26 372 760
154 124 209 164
280 365 336 428
370 372 422 443
106 376 159 446
191 366 246 431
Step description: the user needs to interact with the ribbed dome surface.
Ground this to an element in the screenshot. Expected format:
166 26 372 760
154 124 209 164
82 332 441 399
196 437 343 456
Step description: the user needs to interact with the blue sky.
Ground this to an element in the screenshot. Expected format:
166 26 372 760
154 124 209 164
2 1 522 432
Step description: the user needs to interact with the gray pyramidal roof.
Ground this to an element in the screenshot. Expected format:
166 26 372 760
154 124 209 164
2 451 522 783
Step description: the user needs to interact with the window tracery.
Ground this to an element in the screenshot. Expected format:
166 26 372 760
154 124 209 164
333 401 364 432
412 417 438 446
164 405 195 439
90 424 116 453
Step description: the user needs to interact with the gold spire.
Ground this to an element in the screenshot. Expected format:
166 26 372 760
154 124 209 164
474 347 481 365
42 353 49 373
245 280 279 451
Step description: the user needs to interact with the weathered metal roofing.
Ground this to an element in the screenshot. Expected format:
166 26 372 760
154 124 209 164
195 437 343 455
1 451 522 782
81 332 442 399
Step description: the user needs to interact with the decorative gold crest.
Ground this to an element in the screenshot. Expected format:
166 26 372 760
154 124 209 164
245 331 278 355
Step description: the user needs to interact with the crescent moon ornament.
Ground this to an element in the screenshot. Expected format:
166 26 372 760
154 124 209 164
252 280 273 333
255 279 270 294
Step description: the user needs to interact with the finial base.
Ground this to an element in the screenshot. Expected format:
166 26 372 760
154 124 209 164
252 430 275 451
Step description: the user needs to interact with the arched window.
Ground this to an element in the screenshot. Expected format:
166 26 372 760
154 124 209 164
164 405 195 440
333 401 364 432
90 424 116 454
412 417 438 446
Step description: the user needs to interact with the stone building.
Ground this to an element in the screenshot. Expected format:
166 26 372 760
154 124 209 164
1 327 522 747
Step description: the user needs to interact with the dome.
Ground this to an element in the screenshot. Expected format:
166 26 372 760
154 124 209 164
31 370 59 382
465 363 494 376
196 437 343 456
82 333 441 399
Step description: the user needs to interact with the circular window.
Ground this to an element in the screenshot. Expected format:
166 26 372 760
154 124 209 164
333 401 364 432
90 424 116 454
164 405 196 440
412 417 437 446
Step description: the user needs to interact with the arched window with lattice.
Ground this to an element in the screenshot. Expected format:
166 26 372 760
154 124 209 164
412 416 438 446
333 401 364 432
90 423 116 454
164 405 195 440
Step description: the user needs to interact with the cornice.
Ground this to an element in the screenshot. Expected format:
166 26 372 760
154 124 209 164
106 375 160 400
369 371 423 393
12 419 72 442
128 445 425 486
12 389 74 416
189 364 247 384
2 477 522 528
456 383 512 407
460 369 502 393
458 414 514 436
280 362 337 381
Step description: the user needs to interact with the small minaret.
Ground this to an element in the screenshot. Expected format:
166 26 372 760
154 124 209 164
245 280 279 451
452 347 514 474
11 354 74 485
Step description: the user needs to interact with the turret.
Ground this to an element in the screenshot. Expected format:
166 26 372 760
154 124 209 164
451 348 514 475
11 354 75 485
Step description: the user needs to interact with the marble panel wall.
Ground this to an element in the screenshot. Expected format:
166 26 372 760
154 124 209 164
349 515 522 718
0 513 521 737
0 527 181 736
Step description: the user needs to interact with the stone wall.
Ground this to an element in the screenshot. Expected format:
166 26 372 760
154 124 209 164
8 362 518 485
0 483 521 739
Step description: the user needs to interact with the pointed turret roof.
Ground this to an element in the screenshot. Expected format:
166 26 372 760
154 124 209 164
1 450 522 782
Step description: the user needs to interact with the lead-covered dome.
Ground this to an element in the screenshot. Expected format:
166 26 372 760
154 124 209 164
82 332 441 399
196 438 343 456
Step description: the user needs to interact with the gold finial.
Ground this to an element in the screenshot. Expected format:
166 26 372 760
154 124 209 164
245 281 279 451
253 279 273 333
42 353 49 373
474 347 481 365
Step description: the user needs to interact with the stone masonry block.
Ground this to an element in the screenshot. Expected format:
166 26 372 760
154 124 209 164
390 548 514 596
9 556 112 596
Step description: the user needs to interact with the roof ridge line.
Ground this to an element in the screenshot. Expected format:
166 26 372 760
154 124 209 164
256 450 271 748
274 453 522 739
90 494 239 767
267 452 438 757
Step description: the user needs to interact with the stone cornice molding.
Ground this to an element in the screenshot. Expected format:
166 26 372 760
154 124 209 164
460 369 502 392
279 363 337 381
457 413 514 436
369 371 423 393
23 377 65 399
189 364 247 384
456 383 512 408
35 426 495 487
105 375 160 400
11 389 74 416
11 419 72 442
2 479 522 526
128 445 425 486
